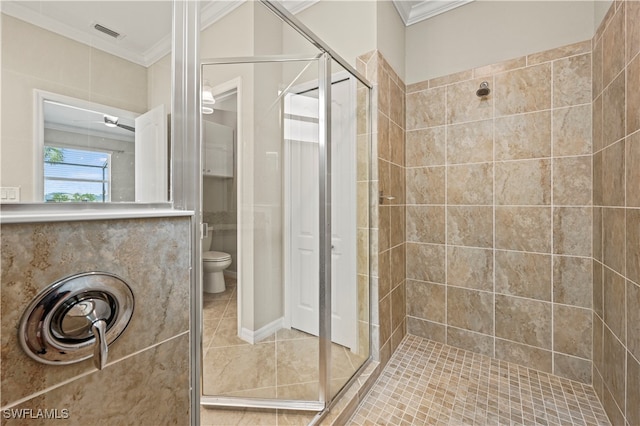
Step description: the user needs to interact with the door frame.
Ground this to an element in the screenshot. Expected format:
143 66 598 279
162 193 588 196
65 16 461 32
283 70 358 350
208 77 243 343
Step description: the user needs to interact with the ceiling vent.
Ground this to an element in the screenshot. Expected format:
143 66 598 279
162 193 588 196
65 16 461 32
92 22 124 40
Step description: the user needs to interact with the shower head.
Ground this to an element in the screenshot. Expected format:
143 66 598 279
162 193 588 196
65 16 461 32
476 81 490 97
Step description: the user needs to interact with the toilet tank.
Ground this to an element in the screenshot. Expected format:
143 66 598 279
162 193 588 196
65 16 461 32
202 227 213 251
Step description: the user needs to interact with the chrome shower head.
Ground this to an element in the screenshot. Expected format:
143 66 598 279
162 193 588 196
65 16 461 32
476 81 490 97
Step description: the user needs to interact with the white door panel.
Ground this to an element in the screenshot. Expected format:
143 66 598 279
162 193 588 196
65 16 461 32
286 77 357 350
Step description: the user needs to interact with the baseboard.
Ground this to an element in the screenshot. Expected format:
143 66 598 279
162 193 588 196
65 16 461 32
239 317 283 344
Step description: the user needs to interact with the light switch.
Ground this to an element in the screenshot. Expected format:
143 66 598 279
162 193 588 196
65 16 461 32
0 187 20 203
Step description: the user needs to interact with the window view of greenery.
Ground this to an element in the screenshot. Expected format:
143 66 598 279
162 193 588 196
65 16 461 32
44 146 111 202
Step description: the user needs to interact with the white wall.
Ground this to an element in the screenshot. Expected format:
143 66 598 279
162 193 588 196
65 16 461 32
295 1 377 67
405 1 596 83
1 14 148 201
376 0 406 80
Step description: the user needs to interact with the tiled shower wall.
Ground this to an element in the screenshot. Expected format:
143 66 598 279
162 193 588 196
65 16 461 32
404 40 594 384
357 51 407 367
592 0 640 424
0 218 191 424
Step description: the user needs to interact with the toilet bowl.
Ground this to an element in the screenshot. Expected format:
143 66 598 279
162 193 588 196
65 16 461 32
202 227 232 293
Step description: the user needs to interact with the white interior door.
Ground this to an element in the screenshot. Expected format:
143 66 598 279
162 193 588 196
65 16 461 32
134 104 167 202
285 77 357 350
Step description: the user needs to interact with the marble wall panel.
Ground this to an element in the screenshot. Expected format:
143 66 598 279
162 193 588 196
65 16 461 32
0 217 191 415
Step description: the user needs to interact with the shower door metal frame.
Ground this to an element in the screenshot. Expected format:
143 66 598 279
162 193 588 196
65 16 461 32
199 53 326 412
197 0 374 415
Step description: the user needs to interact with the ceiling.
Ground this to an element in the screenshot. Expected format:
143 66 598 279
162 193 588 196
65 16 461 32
1 0 472 67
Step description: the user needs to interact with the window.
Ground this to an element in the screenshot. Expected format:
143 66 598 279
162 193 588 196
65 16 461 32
44 146 111 202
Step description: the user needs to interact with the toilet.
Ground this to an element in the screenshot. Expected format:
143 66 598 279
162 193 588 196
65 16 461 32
202 227 232 293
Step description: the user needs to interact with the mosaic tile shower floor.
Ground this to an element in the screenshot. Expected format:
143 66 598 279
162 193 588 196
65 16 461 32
350 335 610 426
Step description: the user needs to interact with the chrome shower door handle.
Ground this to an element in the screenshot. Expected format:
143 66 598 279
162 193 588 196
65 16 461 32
91 319 108 370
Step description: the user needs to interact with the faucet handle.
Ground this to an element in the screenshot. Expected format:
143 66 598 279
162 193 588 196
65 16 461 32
91 319 108 370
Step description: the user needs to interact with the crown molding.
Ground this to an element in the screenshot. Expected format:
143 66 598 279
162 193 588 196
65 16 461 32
392 0 474 26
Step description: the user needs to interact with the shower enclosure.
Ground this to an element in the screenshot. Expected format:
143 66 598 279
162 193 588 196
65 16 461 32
198 1 372 413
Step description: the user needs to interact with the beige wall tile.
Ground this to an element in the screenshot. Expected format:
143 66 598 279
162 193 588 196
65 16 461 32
389 122 404 166
553 105 592 157
593 151 603 208
447 246 493 292
406 280 445 323
406 167 445 204
602 326 626 413
406 317 446 343
602 72 626 148
602 4 625 88
553 53 591 108
495 206 551 252
406 80 430 94
379 294 392 346
447 163 493 205
406 243 445 284
494 111 551 160
594 207 603 261
406 206 445 244
496 159 551 205
0 219 190 406
5 334 189 425
389 163 405 205
390 244 405 287
495 338 552 374
446 327 494 357
378 115 390 161
446 119 493 164
494 63 551 116
406 87 446 130
406 127 445 167
602 207 626 274
526 40 591 65
378 69 390 117
604 267 626 345
447 206 493 248
446 78 494 124
474 57 526 77
592 37 603 100
627 280 640 362
495 295 552 349
627 132 640 207
627 54 640 135
553 256 592 308
626 353 640 426
447 287 494 335
389 79 405 129
628 0 640 62
553 207 592 257
378 206 390 253
553 353 592 384
593 315 604 375
378 250 391 299
602 384 626 426
391 282 406 331
554 305 592 358
592 94 604 153
553 156 592 206
495 250 551 301
602 140 626 206
389 205 405 248
628 209 640 285
593 260 604 318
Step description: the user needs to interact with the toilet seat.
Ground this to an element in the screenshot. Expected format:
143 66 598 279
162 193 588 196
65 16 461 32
203 251 231 262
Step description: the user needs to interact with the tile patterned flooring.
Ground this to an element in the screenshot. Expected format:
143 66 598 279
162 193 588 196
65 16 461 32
201 277 367 399
350 335 610 426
